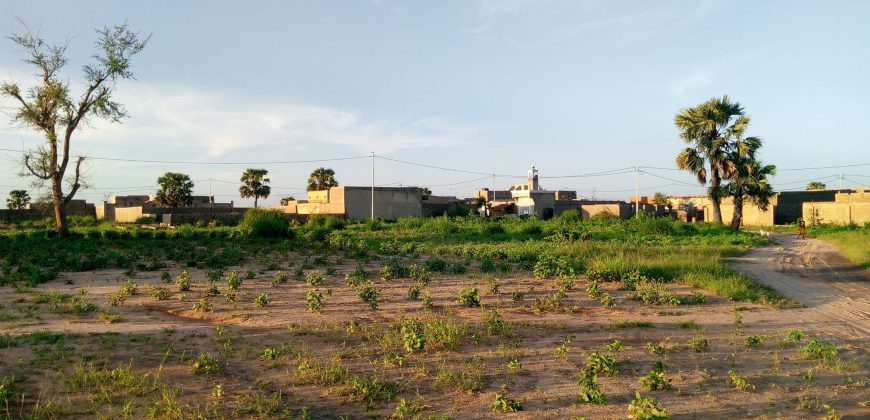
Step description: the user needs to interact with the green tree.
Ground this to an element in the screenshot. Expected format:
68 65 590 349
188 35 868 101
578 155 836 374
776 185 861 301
652 192 671 206
307 167 338 191
806 181 826 191
279 196 295 206
155 173 194 207
0 24 149 237
724 137 776 229
675 96 748 224
6 190 30 209
422 187 432 200
239 168 271 208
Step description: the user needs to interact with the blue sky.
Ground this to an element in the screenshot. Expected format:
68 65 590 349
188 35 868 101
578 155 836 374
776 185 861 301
1 0 869 206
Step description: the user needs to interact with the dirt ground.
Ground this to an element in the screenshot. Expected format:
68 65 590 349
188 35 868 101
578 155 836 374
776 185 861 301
1 239 868 419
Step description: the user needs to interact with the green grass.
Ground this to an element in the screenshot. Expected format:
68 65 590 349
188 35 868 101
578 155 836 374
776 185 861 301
811 226 870 270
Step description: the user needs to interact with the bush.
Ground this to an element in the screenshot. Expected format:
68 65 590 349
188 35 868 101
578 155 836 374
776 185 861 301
533 254 575 279
175 271 191 292
357 281 380 310
628 392 668 419
191 353 221 375
239 209 290 238
800 338 838 361
305 270 325 286
457 286 481 307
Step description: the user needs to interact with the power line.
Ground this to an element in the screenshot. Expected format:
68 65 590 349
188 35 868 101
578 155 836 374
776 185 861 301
0 147 371 165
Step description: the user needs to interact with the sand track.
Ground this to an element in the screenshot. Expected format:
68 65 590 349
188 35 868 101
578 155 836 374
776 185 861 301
731 233 870 340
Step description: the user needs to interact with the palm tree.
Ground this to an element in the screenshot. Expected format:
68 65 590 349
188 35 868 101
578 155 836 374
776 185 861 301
675 96 749 224
154 172 194 207
239 168 271 208
806 181 826 191
724 137 776 229
307 167 338 191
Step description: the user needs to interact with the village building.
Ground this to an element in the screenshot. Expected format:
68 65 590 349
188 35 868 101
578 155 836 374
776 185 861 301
275 186 423 220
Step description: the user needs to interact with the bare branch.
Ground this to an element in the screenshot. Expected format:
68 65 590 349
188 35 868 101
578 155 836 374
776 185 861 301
62 156 84 205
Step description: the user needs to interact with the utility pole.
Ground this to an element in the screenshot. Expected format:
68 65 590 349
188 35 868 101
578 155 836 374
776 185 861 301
839 174 843 190
635 166 640 218
371 152 375 220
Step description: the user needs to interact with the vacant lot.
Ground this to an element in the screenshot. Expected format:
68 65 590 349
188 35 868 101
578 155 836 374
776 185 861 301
0 215 867 418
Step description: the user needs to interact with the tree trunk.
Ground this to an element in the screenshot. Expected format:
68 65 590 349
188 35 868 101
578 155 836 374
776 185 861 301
709 170 723 224
254 196 258 208
51 175 69 238
730 194 744 229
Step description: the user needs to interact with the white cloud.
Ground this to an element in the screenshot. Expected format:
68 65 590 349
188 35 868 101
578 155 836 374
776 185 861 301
1 80 480 157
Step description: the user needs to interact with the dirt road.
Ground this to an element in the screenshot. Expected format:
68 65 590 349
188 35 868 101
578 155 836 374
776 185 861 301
731 233 870 340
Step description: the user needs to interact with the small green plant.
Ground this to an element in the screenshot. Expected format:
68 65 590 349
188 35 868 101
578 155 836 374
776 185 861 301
97 310 123 324
628 392 668 419
727 370 753 391
457 286 481 307
639 370 672 391
645 341 668 355
554 344 569 358
206 269 223 281
391 397 424 419
205 280 220 296
261 346 280 361
744 335 767 347
245 269 257 279
783 329 804 343
603 339 623 352
227 271 242 291
533 254 575 279
272 271 287 286
193 297 211 312
491 391 523 412
120 280 138 295
611 320 653 329
800 338 838 361
486 276 499 295
357 281 380 310
409 264 432 285
160 271 171 283
306 290 324 312
345 265 371 287
108 291 126 306
175 271 191 292
191 353 222 375
586 351 617 376
407 283 421 300
577 366 607 404
401 318 425 352
677 320 700 330
305 270 325 286
687 335 709 352
253 293 270 307
511 290 525 301
422 291 433 309
507 358 521 371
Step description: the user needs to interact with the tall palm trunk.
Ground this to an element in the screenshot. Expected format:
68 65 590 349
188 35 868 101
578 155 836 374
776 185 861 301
708 169 723 224
730 194 744 229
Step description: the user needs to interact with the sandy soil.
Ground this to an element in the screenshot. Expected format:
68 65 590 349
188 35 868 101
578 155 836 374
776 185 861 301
731 233 870 340
1 247 868 419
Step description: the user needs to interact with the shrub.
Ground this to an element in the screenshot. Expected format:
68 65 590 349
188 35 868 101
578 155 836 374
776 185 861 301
728 370 753 391
422 291 433 310
434 363 484 393
149 286 170 300
306 290 324 312
533 254 575 279
193 297 211 312
261 347 280 361
239 209 290 238
491 392 523 412
175 271 191 292
345 265 371 287
744 335 767 347
160 271 171 283
191 353 222 375
483 309 513 337
425 318 465 350
409 264 432 285
784 329 804 343
305 270 325 286
357 281 379 310
800 338 838 361
628 392 668 420
423 257 448 272
639 371 672 391
457 286 481 307
272 271 288 286
401 318 425 352
687 335 709 352
120 280 138 296
511 291 525 301
253 293 270 307
611 320 653 329
407 283 421 300
586 351 617 377
380 260 410 280
226 271 242 291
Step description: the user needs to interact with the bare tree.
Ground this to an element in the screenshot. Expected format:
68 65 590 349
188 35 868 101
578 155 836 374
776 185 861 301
0 23 149 237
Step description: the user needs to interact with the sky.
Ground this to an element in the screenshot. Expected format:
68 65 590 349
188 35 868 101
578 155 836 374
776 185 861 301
1 0 869 207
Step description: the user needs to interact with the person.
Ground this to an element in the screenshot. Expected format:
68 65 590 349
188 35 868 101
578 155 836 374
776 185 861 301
797 218 807 239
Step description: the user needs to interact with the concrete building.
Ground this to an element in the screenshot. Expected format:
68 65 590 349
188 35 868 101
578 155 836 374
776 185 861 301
276 186 423 220
96 195 238 224
473 166 583 219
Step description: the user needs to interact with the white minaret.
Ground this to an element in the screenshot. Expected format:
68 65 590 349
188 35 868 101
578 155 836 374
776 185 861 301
528 165 539 191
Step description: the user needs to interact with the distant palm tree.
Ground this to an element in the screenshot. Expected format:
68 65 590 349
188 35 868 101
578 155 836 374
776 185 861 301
239 168 271 208
724 137 776 229
806 181 826 191
675 96 749 224
155 172 194 207
280 196 295 206
307 167 338 191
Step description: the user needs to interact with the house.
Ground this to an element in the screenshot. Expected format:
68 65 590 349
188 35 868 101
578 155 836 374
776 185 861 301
275 186 423 220
96 195 240 224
